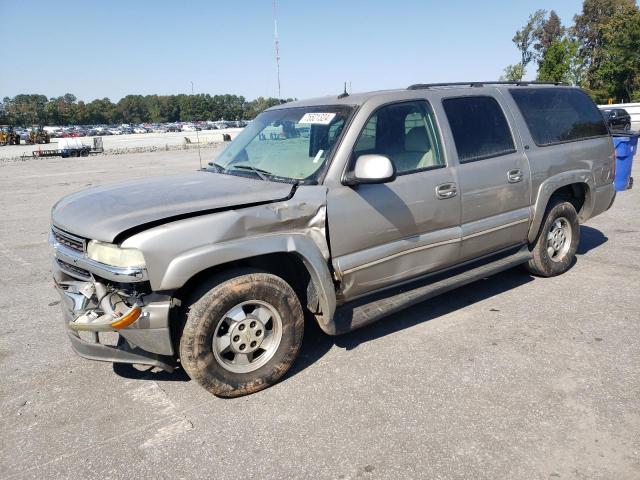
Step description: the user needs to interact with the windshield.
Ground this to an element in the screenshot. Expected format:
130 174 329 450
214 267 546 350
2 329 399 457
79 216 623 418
209 105 353 183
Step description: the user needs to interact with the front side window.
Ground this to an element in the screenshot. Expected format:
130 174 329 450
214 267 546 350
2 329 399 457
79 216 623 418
443 96 516 163
509 88 608 146
352 100 444 174
211 105 353 183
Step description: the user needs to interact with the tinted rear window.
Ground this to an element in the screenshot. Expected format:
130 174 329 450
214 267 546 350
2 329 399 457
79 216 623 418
509 88 608 146
443 96 516 163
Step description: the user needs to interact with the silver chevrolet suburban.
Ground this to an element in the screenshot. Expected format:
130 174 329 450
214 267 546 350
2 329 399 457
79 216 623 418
51 82 616 397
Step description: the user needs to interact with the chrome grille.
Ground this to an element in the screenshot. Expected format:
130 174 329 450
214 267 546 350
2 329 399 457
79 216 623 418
56 258 91 279
52 227 85 253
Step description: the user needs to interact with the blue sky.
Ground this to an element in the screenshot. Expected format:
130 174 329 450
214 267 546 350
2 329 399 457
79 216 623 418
1 0 587 102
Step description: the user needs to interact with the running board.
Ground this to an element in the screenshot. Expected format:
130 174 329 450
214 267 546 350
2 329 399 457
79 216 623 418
331 246 532 335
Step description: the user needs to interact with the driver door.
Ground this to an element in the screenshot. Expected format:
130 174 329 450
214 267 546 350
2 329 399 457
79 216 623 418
327 100 462 300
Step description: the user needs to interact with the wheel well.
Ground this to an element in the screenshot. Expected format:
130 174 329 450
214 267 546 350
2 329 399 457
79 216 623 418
548 183 587 216
174 252 317 314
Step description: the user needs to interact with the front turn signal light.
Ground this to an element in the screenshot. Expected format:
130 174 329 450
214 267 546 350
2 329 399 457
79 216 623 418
110 306 142 329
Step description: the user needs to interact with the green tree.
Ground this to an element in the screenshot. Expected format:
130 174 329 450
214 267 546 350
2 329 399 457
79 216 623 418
534 10 565 59
114 95 149 124
86 98 115 124
4 94 48 126
0 97 9 124
512 9 546 76
595 4 640 102
501 64 526 82
245 97 283 118
537 38 579 84
572 0 638 88
51 94 78 125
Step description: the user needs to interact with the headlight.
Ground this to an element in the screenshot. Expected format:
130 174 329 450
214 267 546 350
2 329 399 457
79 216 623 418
87 240 146 268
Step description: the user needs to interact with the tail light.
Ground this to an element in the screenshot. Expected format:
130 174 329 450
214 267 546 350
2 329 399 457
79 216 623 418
611 144 616 181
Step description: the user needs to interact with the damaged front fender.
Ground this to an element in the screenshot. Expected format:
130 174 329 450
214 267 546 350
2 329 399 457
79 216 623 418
121 185 337 328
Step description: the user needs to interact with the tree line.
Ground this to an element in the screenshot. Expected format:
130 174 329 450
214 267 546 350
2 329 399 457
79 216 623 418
503 0 640 103
0 94 294 127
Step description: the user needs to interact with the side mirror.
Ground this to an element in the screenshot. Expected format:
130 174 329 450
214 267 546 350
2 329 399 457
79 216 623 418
344 154 396 186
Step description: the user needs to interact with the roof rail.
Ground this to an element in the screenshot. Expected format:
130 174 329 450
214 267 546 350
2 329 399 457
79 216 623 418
407 81 567 90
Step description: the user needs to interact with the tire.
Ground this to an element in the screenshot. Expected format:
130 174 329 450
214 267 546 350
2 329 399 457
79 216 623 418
525 199 580 277
179 270 304 397
624 123 631 131
81 148 89 157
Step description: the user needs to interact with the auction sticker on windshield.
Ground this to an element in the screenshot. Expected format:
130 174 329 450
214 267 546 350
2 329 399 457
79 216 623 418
298 112 336 125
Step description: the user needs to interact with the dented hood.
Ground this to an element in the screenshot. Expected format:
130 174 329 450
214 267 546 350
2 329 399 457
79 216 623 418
51 172 294 242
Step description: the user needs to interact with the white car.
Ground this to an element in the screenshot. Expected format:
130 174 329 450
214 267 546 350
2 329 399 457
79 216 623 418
133 127 148 134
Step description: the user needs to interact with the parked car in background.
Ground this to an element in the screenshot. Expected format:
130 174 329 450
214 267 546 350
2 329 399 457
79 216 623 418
133 126 149 134
602 108 632 130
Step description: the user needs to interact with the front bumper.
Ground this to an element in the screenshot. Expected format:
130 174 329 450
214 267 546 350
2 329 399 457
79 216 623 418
66 332 175 372
53 251 176 371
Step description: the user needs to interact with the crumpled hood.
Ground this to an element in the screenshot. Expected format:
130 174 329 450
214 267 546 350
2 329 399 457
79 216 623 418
51 172 294 242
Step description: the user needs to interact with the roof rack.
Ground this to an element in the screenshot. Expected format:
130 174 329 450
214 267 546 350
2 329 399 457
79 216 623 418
407 81 567 90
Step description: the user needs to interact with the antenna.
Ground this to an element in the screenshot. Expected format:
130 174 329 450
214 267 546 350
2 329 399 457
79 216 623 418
338 81 349 99
273 0 281 99
191 80 203 170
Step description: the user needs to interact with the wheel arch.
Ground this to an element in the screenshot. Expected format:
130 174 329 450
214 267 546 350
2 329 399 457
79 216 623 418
528 171 594 244
164 234 337 333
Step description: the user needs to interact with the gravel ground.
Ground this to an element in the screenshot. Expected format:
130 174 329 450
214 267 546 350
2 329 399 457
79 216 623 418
0 129 242 161
0 149 639 479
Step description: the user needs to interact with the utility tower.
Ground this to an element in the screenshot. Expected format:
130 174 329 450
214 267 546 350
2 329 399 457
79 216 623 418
273 0 281 99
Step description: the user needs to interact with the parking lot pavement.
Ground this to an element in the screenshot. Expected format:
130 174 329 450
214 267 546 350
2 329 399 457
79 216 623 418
1 151 639 480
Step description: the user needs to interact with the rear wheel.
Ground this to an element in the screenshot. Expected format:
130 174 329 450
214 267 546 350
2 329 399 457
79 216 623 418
526 199 580 277
624 123 631 131
179 270 304 397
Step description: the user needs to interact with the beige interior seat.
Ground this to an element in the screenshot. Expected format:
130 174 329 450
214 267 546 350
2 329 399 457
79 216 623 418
392 127 436 172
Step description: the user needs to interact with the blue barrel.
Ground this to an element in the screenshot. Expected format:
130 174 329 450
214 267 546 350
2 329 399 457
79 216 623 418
612 133 638 191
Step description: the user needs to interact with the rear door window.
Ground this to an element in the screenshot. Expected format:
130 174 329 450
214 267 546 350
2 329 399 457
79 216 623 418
442 96 516 163
509 88 608 146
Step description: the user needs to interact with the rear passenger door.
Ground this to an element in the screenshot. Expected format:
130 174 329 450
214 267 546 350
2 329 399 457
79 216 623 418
442 94 531 261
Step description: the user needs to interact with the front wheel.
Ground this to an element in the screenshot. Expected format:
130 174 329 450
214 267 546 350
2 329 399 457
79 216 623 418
179 270 304 397
525 200 580 277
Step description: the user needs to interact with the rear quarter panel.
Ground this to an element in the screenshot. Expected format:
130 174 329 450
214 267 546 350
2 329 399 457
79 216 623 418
498 87 615 241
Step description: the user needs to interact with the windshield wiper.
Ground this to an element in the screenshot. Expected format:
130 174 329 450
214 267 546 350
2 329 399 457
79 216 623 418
207 162 226 173
228 164 272 181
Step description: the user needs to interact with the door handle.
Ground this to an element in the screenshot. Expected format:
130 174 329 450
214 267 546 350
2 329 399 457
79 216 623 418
435 183 457 199
507 169 523 183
